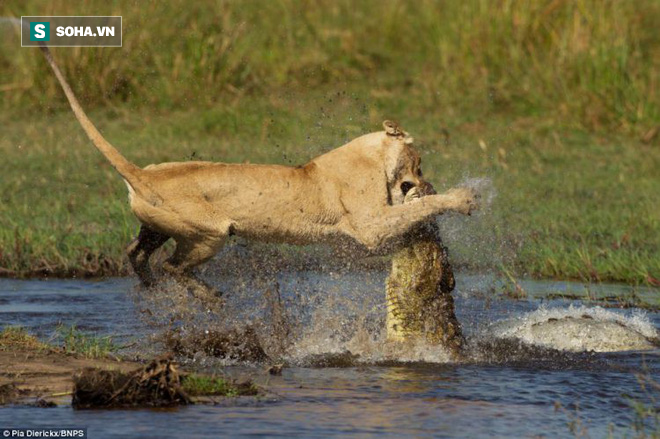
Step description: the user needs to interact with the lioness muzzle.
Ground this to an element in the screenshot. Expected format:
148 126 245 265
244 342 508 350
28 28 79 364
38 44 479 297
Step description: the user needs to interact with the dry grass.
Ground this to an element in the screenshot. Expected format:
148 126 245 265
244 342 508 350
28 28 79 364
0 327 47 351
1 0 658 132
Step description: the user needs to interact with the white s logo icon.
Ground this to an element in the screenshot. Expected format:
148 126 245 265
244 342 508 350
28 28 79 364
35 24 45 38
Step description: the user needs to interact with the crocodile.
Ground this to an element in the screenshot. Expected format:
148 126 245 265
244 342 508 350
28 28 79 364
490 310 660 353
386 185 463 356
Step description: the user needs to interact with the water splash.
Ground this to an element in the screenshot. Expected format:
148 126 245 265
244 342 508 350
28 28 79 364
434 176 515 274
131 267 659 366
460 176 497 211
127 186 657 365
486 305 659 352
287 303 455 365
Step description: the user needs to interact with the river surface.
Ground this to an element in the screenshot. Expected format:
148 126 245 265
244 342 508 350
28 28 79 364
0 274 658 438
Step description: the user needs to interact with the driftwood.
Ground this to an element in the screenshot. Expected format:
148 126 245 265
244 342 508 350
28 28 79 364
72 354 191 408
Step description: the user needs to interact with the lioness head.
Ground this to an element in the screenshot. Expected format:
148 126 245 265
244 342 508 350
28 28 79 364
382 120 434 205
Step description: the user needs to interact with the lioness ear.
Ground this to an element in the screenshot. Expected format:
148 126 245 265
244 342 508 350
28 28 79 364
383 120 414 145
383 120 403 137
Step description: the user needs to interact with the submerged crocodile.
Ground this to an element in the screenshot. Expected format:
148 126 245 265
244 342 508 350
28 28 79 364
491 311 660 353
386 185 463 356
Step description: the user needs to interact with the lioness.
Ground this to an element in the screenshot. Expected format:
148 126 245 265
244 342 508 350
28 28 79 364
39 45 478 296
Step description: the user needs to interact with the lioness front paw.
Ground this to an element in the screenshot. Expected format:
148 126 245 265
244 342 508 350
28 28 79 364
445 187 479 215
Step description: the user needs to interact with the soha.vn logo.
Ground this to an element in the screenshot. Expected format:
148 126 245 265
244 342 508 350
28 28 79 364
29 22 50 41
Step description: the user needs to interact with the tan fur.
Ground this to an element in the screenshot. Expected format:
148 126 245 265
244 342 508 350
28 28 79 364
39 46 478 296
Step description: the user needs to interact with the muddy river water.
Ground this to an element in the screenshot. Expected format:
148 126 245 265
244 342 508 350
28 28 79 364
0 273 658 438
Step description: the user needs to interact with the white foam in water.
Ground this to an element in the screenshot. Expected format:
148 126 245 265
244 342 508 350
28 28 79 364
289 328 455 364
488 305 659 353
378 339 454 363
287 303 455 364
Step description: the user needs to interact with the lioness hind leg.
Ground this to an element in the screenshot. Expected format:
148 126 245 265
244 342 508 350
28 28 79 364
127 225 170 287
162 237 226 305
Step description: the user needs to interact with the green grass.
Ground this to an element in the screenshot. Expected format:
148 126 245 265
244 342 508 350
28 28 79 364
181 374 258 397
0 100 657 284
54 324 118 359
0 1 658 285
0 325 117 358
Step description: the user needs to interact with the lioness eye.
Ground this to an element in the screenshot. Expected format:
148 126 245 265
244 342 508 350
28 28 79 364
401 181 415 195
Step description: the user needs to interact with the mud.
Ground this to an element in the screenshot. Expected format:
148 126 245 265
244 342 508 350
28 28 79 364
0 345 264 408
0 383 23 405
0 347 141 406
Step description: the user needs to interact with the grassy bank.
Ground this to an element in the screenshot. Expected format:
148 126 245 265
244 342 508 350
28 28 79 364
1 96 658 283
0 1 658 284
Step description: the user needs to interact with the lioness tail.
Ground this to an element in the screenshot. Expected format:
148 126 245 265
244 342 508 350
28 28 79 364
39 44 155 200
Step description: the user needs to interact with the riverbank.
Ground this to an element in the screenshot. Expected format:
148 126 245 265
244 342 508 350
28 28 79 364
0 328 262 407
